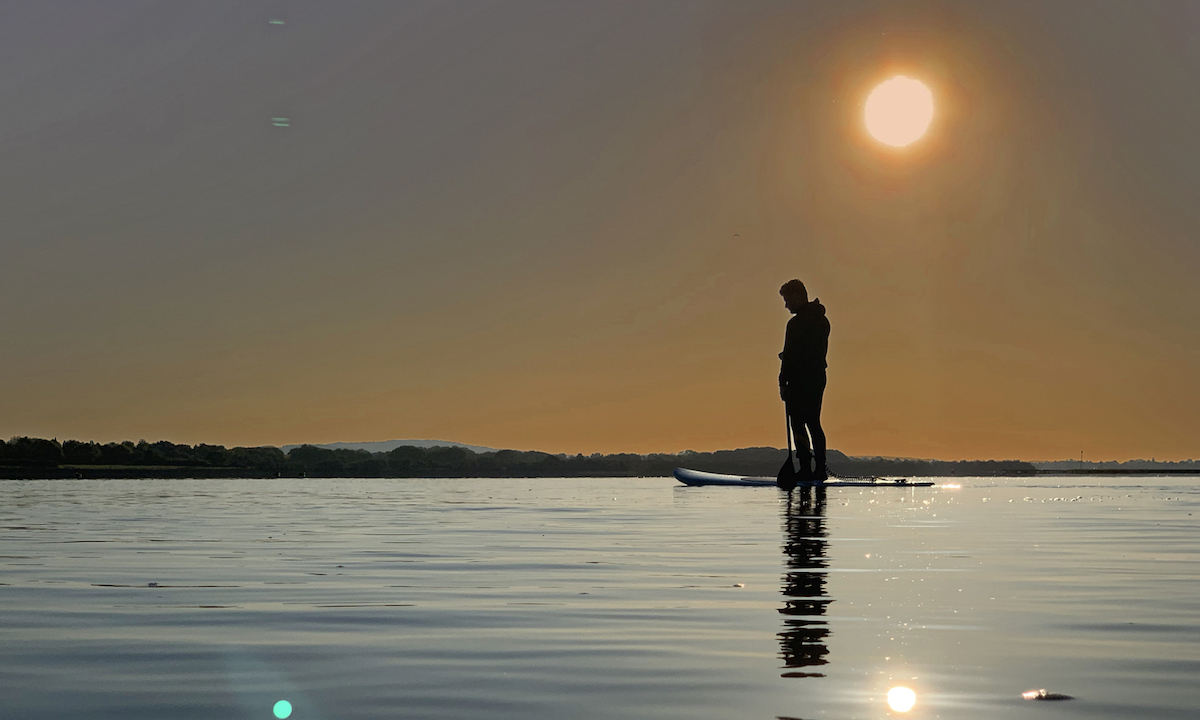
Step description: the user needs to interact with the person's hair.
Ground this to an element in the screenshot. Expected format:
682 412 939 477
779 279 808 303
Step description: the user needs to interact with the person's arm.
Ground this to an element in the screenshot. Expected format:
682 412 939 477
779 317 798 400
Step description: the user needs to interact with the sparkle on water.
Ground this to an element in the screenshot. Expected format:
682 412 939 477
864 75 934 147
273 699 292 719
887 686 917 712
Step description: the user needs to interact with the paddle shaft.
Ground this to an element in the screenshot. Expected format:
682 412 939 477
785 409 795 472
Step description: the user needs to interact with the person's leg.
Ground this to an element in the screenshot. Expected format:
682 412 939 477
804 415 826 480
785 398 813 479
800 373 827 480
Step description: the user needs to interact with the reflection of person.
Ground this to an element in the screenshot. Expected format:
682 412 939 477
779 487 830 677
779 279 830 481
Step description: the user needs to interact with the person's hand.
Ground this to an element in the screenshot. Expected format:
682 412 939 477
779 383 787 402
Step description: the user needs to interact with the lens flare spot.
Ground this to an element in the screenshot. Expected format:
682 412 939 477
273 700 293 719
887 686 917 712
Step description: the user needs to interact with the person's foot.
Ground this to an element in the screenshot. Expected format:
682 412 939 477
796 454 814 482
812 465 828 482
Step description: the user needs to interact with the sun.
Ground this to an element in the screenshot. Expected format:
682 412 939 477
864 76 934 148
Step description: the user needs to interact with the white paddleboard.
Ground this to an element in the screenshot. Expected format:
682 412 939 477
673 467 935 488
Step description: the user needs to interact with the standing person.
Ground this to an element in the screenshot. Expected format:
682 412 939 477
779 279 830 481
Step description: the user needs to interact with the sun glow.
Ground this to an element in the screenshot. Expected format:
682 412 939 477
864 76 934 147
887 686 917 712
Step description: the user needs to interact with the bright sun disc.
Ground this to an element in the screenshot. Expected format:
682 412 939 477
864 76 933 147
887 686 917 712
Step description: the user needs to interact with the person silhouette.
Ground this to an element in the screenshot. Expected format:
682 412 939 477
779 279 830 482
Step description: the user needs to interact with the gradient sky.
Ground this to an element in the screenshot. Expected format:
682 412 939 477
4 1 1199 460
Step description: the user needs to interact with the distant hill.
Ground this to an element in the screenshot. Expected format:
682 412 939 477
1033 459 1200 471
279 439 497 454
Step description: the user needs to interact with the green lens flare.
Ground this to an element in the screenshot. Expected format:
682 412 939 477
273 700 293 719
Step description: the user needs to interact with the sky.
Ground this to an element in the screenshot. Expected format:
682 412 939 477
3 1 1199 461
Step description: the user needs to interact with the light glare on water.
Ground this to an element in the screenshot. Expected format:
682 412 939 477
887 686 916 712
1 475 1198 719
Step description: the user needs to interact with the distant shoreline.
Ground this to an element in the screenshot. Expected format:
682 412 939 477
2 436 1197 480
3 465 1197 481
1034 468 1200 476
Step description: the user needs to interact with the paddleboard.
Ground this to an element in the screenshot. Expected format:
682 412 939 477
674 467 935 488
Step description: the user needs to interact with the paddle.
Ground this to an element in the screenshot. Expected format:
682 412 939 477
776 412 799 490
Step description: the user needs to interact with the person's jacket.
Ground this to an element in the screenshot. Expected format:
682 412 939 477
778 299 830 383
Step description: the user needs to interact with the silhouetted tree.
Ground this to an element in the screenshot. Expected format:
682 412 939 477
62 440 104 465
2 437 63 466
98 441 138 465
230 446 287 471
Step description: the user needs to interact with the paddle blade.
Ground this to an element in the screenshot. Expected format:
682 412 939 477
776 456 798 490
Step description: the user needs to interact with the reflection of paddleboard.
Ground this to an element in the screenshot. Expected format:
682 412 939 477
673 467 936 488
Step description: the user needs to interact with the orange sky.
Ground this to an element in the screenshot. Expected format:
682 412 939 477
3 1 1198 461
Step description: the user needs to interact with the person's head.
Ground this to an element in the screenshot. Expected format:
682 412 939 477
779 279 808 313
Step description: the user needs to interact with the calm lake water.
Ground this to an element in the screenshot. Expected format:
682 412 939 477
2 475 1198 720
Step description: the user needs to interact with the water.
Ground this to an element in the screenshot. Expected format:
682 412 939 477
1 475 1197 719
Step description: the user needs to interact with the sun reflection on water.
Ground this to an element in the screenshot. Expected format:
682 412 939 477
887 686 917 712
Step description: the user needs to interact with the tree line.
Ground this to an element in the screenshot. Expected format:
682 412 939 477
0 436 1037 479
